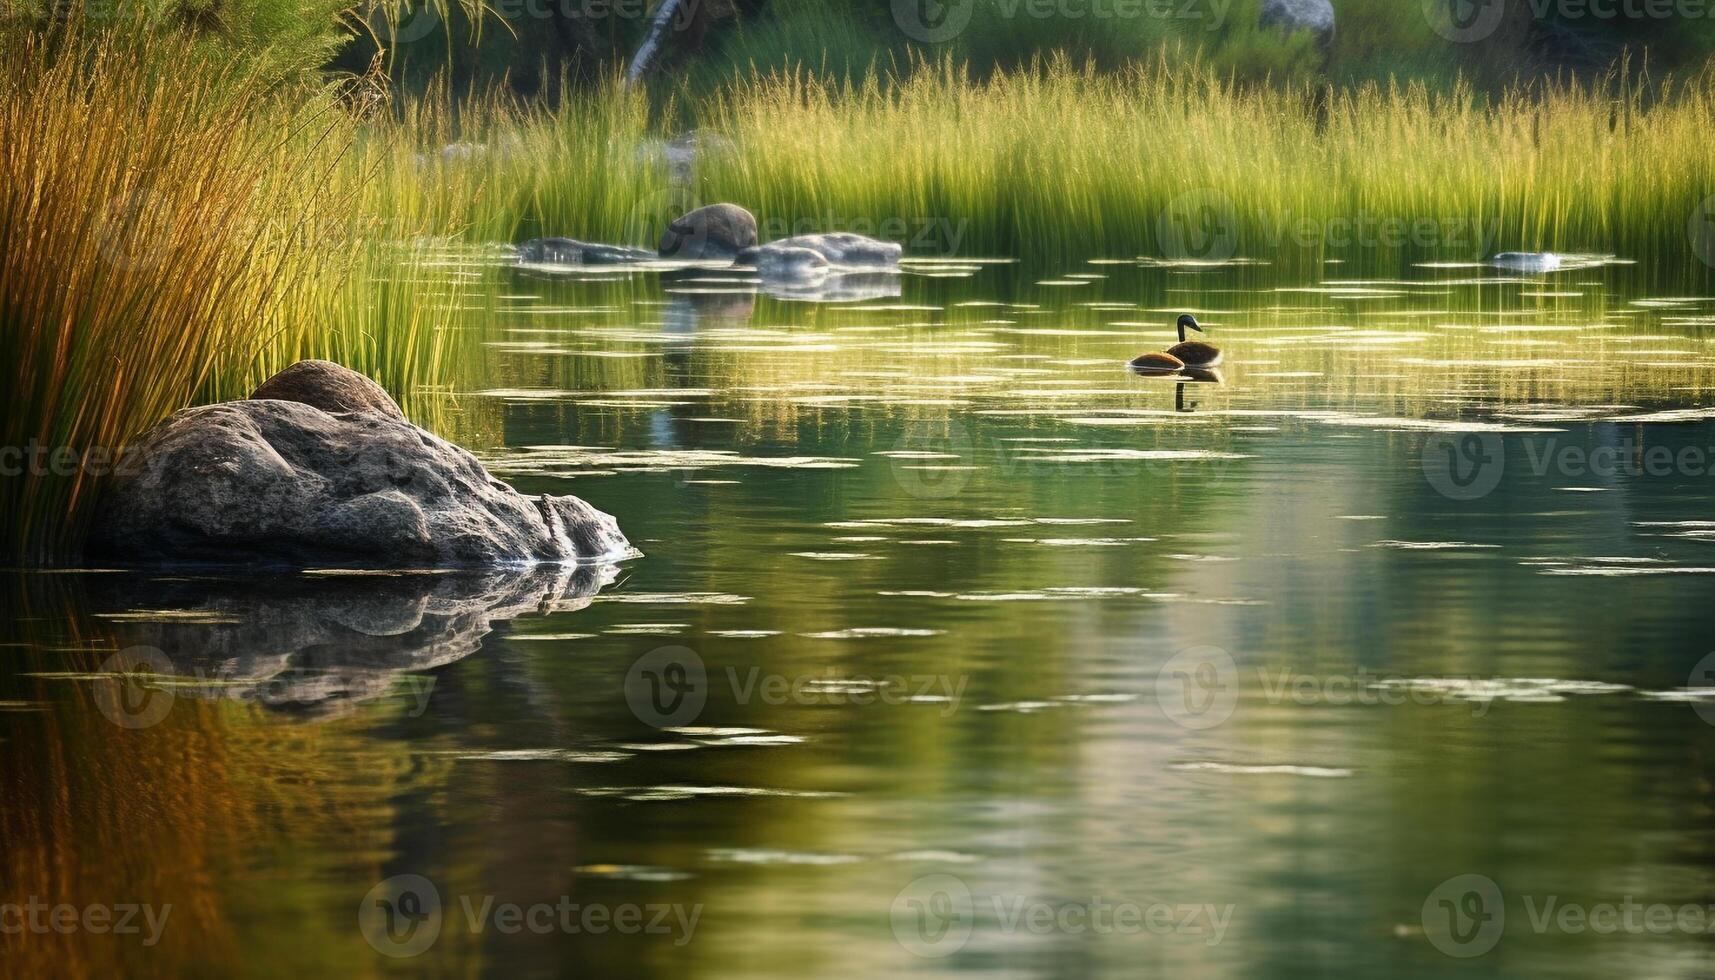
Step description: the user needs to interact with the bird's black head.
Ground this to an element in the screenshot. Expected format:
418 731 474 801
1177 313 1202 334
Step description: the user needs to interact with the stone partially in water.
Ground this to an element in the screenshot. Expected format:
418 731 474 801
87 361 635 568
517 237 656 266
750 233 904 271
659 203 758 260
746 245 831 279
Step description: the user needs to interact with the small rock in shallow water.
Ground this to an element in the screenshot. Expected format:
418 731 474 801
87 361 635 568
756 233 903 271
747 245 831 279
659 203 757 260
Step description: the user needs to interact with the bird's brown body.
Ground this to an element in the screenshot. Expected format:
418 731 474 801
1166 340 1222 367
1128 351 1186 373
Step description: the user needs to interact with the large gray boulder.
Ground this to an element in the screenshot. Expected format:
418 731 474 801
87 362 635 568
658 203 757 260
1260 0 1335 44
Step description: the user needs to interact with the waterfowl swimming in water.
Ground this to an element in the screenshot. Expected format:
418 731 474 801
1165 314 1222 367
1128 350 1186 374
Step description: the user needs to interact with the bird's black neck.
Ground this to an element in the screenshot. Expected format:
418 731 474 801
1178 322 1188 343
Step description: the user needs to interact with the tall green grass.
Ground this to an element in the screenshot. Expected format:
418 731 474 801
690 55 1715 266
0 24 463 563
348 77 665 246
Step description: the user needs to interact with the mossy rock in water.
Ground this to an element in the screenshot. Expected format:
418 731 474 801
88 361 636 568
659 203 758 260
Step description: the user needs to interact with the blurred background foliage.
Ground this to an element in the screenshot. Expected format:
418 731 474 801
8 0 1715 98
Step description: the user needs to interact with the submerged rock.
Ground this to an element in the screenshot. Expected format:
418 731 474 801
1489 251 1563 272
517 237 656 266
87 361 635 568
658 203 758 260
1260 0 1335 44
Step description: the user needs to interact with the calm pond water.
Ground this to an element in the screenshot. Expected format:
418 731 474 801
5 251 1715 977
